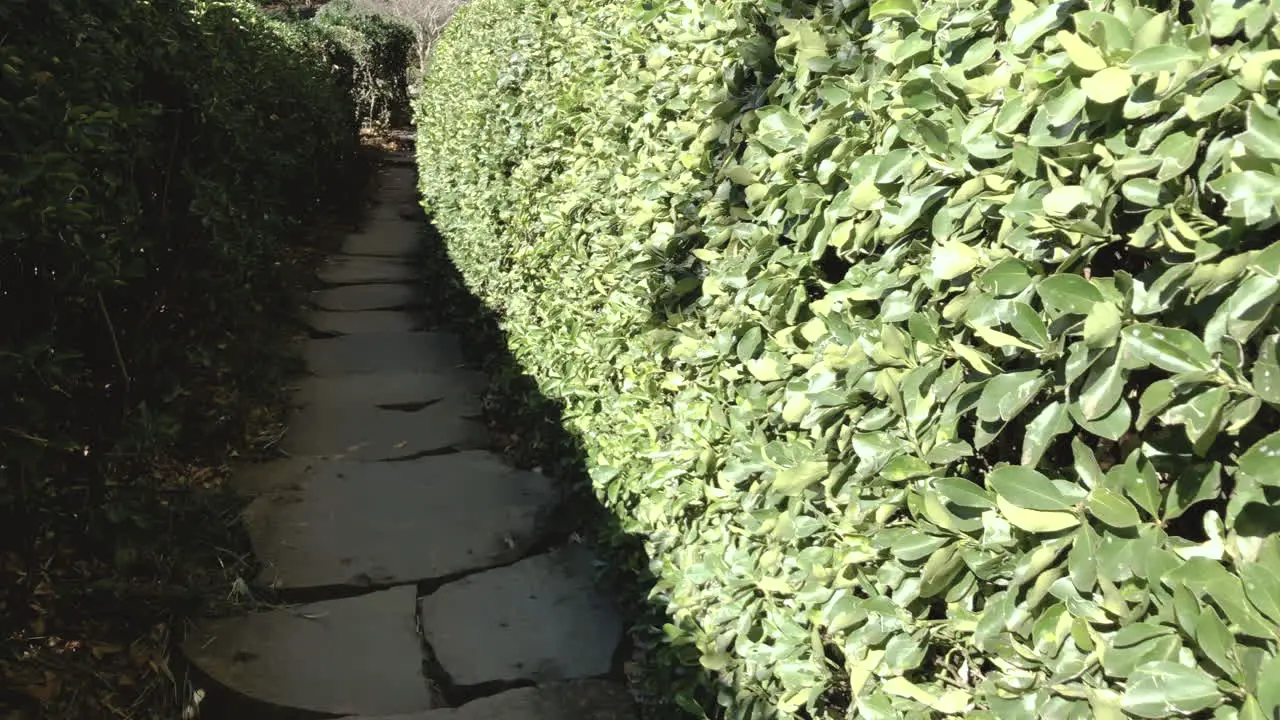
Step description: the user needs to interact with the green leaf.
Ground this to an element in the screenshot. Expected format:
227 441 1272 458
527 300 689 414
1238 431 1280 485
1196 604 1242 680
885 529 948 561
1138 379 1179 429
1039 274 1104 315
1083 302 1123 347
1122 178 1164 207
724 166 758 185
700 652 732 670
773 460 828 495
978 259 1034 296
931 240 980 280
1240 102 1280 160
934 477 996 509
1043 185 1095 215
1172 583 1203 638
1240 561 1280 624
1022 401 1072 467
977 371 1046 423
1087 687 1126 720
1070 524 1099 591
1168 558 1277 638
755 106 808 152
988 466 1080 511
1210 171 1280 225
1072 438 1105 488
1121 661 1221 718
1252 335 1280 403
747 355 786 381
869 0 918 18
1078 356 1125 420
1123 324 1214 373
1154 132 1200 181
1010 302 1051 347
1103 623 1181 677
1180 386 1228 453
1127 45 1200 73
1252 243 1280 279
737 326 763 361
1082 67 1134 103
1256 653 1280 718
997 495 1082 532
1009 1 1068 52
1164 463 1221 520
882 631 928 671
1086 486 1142 527
1184 79 1241 121
1057 31 1107 71
1109 452 1161 517
1073 395 1132 440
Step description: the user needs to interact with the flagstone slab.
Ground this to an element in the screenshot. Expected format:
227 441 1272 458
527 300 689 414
279 400 486 461
313 283 416 311
243 453 561 589
306 310 421 335
341 219 421 256
318 256 416 285
418 547 624 688
340 681 636 720
291 371 484 412
304 332 463 376
183 587 435 717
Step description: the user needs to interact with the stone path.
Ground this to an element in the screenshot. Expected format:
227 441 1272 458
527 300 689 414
183 142 633 719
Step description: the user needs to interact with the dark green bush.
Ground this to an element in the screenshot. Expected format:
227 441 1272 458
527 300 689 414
0 0 353 592
312 0 415 127
418 0 1280 717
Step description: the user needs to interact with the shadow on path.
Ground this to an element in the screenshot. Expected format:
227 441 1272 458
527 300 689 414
415 219 730 720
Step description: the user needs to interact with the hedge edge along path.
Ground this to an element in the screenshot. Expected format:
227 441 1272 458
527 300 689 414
417 0 1280 717
0 0 400 713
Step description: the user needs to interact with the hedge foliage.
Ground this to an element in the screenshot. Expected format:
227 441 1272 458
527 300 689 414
418 0 1280 717
311 0 415 127
0 0 354 568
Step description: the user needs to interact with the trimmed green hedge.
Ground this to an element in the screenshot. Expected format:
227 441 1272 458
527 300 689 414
311 0 415 128
1 0 353 560
417 0 1280 717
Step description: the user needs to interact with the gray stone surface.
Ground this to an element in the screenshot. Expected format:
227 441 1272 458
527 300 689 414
419 547 624 687
279 399 487 460
306 310 421 335
375 165 418 198
292 371 484 411
341 220 421 257
318 256 417 285
245 453 561 589
340 681 636 720
304 332 463 376
183 586 434 716
313 283 416 311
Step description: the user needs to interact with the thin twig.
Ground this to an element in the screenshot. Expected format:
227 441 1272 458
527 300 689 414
97 291 131 389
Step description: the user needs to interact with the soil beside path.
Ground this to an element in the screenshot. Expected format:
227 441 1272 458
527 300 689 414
181 134 636 720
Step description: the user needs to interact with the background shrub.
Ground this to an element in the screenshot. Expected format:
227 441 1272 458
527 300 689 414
0 0 354 639
312 0 416 127
417 0 1280 717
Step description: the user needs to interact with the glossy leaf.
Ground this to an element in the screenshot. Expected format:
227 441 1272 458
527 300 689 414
1121 661 1221 717
1087 487 1142 527
988 466 1080 511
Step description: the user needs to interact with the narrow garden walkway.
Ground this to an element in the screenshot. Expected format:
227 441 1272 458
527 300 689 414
180 139 635 719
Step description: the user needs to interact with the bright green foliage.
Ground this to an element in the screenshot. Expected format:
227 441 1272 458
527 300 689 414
311 0 416 128
417 0 1280 716
1 0 353 552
